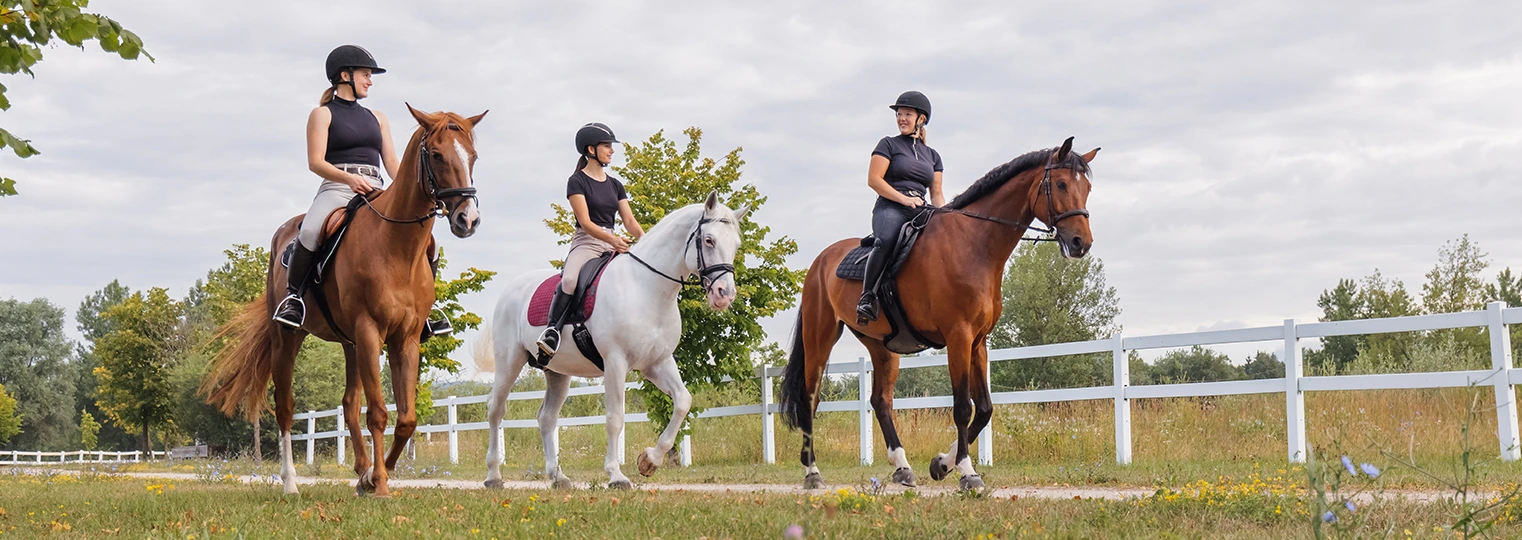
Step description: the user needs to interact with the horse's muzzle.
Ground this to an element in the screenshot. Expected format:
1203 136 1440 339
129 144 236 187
706 275 737 310
1059 232 1091 259
449 200 480 238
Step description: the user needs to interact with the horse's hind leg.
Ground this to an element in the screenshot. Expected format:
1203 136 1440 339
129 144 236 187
537 370 574 489
855 337 915 487
271 330 305 495
797 295 842 490
636 356 691 478
484 344 528 489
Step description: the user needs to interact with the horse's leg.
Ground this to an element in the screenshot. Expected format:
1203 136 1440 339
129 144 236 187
383 334 421 473
340 343 373 491
797 293 842 490
484 344 528 489
538 370 574 489
352 322 391 496
271 330 305 495
636 356 690 478
958 335 993 490
930 330 984 490
857 337 914 487
601 362 633 490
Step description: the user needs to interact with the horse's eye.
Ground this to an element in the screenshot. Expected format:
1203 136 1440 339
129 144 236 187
431 151 445 161
1057 181 1068 191
704 236 716 247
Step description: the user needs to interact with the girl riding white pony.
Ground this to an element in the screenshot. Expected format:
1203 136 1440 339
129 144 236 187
482 192 748 489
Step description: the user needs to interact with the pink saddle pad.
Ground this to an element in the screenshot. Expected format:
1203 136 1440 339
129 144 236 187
526 274 603 327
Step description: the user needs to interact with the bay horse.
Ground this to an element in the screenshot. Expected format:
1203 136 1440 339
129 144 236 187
780 137 1097 491
201 105 487 496
479 193 747 490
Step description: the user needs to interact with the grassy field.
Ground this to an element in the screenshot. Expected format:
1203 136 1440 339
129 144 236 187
1 469 1518 538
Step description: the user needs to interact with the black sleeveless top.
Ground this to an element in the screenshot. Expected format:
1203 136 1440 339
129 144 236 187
323 97 382 167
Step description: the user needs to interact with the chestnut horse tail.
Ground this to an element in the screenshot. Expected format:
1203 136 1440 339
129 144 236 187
200 293 279 422
778 310 810 430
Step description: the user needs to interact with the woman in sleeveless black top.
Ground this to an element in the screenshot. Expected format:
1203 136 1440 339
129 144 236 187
274 45 452 339
857 91 945 325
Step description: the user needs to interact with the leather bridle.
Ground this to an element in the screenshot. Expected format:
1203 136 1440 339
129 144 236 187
934 151 1089 241
359 129 478 225
627 215 736 295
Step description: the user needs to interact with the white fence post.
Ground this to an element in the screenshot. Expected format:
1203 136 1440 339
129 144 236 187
336 406 345 465
447 396 460 465
859 356 873 466
306 411 316 465
680 435 692 467
1113 333 1132 465
1488 302 1520 461
1285 319 1307 463
760 365 775 465
979 363 993 466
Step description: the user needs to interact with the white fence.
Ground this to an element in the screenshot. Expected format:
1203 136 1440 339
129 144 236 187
9 303 1520 468
0 450 164 465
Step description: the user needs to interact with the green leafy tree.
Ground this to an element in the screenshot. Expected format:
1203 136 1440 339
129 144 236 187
1139 345 1243 384
1242 351 1284 380
1484 267 1522 361
0 382 20 444
0 0 151 196
1420 235 1490 359
1305 270 1420 374
1306 279 1362 373
0 297 77 449
78 409 98 450
73 280 135 450
545 128 803 433
94 288 184 454
988 240 1121 390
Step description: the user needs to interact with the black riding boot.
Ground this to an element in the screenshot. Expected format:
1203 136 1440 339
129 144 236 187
274 244 317 329
856 242 891 325
534 289 576 365
421 253 454 341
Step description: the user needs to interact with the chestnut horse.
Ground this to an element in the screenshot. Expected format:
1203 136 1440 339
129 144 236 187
780 137 1097 491
202 105 487 497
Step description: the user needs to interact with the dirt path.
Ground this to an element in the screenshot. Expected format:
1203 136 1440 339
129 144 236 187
7 466 1473 503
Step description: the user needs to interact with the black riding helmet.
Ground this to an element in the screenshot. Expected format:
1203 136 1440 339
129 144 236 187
325 45 386 88
575 122 620 158
889 90 931 125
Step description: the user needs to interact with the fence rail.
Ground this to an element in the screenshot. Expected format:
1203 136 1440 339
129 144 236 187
0 450 164 465
8 303 1519 469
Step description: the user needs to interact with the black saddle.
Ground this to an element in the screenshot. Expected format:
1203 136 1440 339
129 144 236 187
535 252 617 373
835 208 944 355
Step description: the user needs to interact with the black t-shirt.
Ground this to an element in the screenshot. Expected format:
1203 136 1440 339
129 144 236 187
323 97 383 167
872 134 943 193
566 170 628 229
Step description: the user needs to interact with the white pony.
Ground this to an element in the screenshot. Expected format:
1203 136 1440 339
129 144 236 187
482 192 748 489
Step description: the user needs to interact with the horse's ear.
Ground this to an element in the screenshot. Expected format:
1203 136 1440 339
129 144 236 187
406 103 434 126
1056 136 1074 160
1081 147 1100 163
733 203 751 222
704 191 719 213
466 110 489 127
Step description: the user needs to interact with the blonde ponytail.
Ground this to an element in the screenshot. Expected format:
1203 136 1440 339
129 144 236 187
319 87 335 106
913 113 929 145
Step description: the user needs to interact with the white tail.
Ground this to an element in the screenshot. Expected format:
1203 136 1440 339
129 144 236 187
472 328 496 373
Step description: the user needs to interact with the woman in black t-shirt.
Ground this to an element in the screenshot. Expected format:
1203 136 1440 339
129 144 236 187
535 122 648 358
857 91 945 325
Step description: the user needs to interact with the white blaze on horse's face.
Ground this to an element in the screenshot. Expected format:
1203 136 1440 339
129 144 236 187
699 207 744 311
447 138 480 238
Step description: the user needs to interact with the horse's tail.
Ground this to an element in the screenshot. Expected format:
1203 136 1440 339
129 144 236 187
200 293 280 421
778 309 810 431
472 325 496 374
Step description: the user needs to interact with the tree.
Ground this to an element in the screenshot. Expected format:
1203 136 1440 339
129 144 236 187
73 280 136 450
94 288 184 454
1305 279 1362 373
0 0 151 196
545 128 804 433
1484 267 1522 361
78 409 98 450
1139 346 1242 384
1420 235 1490 360
0 383 20 444
0 297 77 449
1304 270 1420 374
988 240 1121 390
1242 351 1284 380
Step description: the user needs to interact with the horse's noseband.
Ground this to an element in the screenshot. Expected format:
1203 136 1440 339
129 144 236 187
687 217 736 293
358 129 478 225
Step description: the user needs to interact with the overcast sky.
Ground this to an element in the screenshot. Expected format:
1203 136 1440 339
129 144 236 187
3 0 1520 378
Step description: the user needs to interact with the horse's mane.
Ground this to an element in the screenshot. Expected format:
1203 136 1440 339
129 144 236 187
946 147 1091 210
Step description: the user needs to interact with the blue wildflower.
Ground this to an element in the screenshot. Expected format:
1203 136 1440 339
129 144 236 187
870 477 880 488
1344 501 1356 513
1341 456 1357 476
1360 463 1380 478
1322 511 1337 524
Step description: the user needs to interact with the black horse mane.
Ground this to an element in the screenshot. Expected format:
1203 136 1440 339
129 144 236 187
946 147 1090 210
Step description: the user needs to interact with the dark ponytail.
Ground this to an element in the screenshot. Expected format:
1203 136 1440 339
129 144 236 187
574 155 588 175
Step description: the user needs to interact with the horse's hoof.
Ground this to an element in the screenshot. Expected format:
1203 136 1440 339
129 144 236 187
552 476 574 490
637 449 659 477
803 472 825 490
891 467 917 488
666 445 682 467
928 454 951 482
960 474 985 491
484 479 504 489
608 479 633 490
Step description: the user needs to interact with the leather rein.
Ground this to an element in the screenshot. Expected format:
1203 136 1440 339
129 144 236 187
627 215 736 294
358 129 479 225
933 152 1089 241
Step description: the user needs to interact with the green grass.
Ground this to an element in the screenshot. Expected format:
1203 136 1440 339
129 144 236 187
2 470 1516 538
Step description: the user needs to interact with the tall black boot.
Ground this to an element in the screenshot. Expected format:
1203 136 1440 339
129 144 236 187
856 242 890 325
274 245 317 328
534 289 576 365
421 252 454 341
